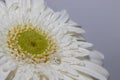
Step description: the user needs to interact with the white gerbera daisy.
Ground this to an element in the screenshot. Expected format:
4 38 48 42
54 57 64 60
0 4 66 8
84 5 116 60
0 0 109 80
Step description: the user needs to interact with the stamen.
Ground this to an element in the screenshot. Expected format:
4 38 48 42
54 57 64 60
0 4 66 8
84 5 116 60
7 24 58 64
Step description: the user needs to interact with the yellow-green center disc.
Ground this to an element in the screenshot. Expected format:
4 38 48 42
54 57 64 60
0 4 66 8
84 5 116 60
18 31 48 55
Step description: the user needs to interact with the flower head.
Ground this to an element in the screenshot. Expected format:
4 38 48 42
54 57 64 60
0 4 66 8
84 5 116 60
0 0 109 80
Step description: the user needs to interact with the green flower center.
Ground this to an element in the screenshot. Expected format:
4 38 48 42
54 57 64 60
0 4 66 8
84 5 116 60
18 31 48 55
7 24 58 64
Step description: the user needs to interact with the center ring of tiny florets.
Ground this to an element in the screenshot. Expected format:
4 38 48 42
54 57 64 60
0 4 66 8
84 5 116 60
7 24 58 64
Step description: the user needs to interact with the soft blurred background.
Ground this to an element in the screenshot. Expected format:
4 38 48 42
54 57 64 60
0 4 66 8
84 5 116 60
46 0 120 80
1 0 120 80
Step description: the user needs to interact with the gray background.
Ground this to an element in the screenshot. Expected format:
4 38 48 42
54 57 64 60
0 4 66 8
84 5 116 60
0 0 120 80
46 0 120 80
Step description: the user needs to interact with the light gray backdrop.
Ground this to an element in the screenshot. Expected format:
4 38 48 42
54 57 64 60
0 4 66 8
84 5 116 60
46 0 120 80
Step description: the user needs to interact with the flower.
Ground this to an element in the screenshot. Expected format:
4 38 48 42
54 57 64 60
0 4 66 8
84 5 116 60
0 0 109 80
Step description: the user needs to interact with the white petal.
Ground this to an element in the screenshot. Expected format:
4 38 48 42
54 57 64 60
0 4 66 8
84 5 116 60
6 0 32 9
32 0 44 9
57 10 69 24
66 26 85 34
30 0 46 24
48 12 61 24
90 50 104 59
73 65 108 80
13 65 34 80
62 57 109 78
0 69 11 80
0 52 4 57
5 0 19 8
0 2 8 28
37 8 53 27
0 60 17 80
59 35 72 47
67 20 81 27
3 60 17 72
32 74 39 80
52 63 79 78
72 34 86 41
78 74 94 80
0 56 8 65
90 58 103 65
0 1 6 12
84 61 109 77
62 57 84 65
75 41 93 50
54 27 68 41
60 47 90 58
5 0 32 27
63 75 74 80
60 50 89 58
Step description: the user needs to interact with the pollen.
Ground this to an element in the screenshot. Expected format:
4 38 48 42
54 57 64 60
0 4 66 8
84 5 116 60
7 24 58 64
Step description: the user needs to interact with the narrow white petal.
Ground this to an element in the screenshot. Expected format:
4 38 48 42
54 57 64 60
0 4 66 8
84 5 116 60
37 8 53 26
62 57 83 65
0 60 16 80
84 61 109 77
74 65 108 80
75 42 93 50
0 57 8 65
3 60 17 72
59 35 72 47
63 75 74 80
57 10 69 24
52 63 79 78
30 0 46 19
78 74 94 80
0 69 11 80
72 34 86 41
90 50 104 59
32 74 39 80
6 0 31 9
49 12 61 24
0 1 6 12
54 27 68 41
60 50 89 58
5 0 19 8
13 65 34 80
90 58 103 65
32 0 44 9
0 52 4 57
0 2 8 27
67 20 81 27
66 26 85 34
